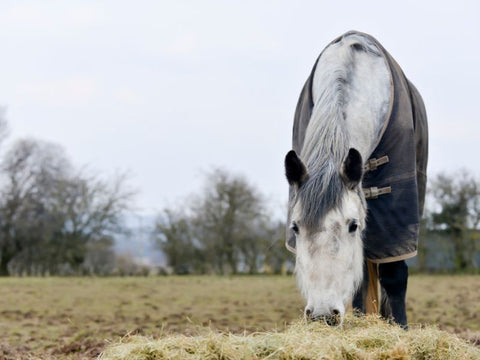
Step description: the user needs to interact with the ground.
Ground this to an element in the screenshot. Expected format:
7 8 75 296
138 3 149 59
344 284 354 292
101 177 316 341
0 275 479 359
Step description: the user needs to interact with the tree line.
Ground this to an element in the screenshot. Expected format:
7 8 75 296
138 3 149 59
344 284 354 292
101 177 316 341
155 169 480 275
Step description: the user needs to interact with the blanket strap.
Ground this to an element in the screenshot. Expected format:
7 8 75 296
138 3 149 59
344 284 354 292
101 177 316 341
365 260 379 314
363 186 392 199
364 156 389 172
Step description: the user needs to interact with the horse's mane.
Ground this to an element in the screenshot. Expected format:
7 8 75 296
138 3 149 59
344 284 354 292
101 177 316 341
297 35 381 230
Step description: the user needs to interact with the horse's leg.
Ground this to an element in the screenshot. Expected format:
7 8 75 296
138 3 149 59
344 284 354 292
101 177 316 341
378 260 408 328
352 260 368 313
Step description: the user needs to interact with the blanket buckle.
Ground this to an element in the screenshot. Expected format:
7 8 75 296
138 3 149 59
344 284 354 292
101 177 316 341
364 156 389 172
363 186 392 199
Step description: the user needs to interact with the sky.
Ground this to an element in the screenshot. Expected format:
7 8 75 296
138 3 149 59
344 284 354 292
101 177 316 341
0 0 479 217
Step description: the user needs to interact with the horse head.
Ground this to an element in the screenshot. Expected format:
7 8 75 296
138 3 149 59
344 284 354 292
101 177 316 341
285 148 366 325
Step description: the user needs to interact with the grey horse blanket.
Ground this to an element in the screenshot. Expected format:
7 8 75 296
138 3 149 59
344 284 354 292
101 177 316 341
286 31 428 263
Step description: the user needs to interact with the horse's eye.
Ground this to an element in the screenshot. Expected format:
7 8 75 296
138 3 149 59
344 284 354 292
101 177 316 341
348 220 358 233
291 222 299 234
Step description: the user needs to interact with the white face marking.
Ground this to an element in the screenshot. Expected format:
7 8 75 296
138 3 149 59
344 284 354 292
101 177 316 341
292 190 365 323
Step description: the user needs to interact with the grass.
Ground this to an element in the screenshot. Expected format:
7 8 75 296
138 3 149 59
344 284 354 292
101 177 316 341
0 275 479 359
99 315 480 360
407 275 480 334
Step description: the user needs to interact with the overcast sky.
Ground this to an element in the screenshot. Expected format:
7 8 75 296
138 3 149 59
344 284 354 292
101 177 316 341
0 1 478 216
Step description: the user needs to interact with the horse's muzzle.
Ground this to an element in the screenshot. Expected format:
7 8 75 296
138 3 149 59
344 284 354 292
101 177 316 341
305 308 341 326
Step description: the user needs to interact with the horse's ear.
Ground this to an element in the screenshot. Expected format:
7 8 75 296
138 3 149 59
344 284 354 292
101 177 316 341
285 150 308 186
341 148 363 189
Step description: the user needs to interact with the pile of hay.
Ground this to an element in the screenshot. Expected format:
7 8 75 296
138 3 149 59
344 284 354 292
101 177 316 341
99 315 480 360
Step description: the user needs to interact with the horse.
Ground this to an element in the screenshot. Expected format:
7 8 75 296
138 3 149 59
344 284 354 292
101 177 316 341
284 31 428 328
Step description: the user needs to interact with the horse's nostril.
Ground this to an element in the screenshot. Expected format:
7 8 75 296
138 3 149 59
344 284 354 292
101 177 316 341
332 309 340 316
305 308 312 318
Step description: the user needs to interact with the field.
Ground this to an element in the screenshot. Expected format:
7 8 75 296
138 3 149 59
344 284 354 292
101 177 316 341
0 275 479 359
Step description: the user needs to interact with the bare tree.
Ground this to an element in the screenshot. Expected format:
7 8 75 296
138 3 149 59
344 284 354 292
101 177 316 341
0 139 70 275
192 169 267 274
49 170 134 271
154 209 198 274
0 138 134 275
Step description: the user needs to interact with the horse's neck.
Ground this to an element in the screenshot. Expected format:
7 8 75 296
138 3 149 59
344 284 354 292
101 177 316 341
311 34 391 162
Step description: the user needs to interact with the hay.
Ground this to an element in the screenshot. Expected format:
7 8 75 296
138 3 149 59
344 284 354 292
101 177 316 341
99 315 480 360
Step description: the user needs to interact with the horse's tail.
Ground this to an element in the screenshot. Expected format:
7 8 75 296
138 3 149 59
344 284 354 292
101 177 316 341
365 260 380 314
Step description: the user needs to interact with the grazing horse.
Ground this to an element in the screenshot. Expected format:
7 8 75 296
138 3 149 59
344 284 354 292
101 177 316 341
284 31 428 327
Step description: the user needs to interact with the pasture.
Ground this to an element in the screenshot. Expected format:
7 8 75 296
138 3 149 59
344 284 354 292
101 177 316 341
0 275 479 359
